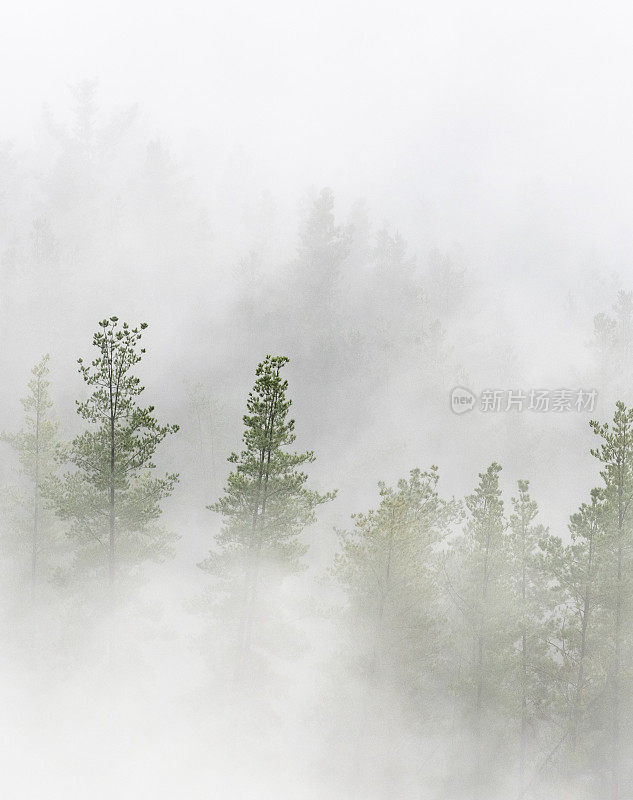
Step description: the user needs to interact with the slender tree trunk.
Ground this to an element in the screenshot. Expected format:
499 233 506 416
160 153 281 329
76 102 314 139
109 414 115 587
520 527 528 790
32 388 41 593
473 528 492 800
370 511 396 680
238 379 279 670
570 524 595 755
475 529 492 727
611 451 625 800
612 537 623 800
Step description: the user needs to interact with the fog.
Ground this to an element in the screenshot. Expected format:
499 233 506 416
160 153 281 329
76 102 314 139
1 2 633 798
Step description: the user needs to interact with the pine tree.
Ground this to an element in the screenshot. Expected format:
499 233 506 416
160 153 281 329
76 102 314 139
0 354 63 589
330 468 459 796
465 463 507 726
592 291 633 397
55 317 179 588
182 380 231 503
296 187 351 310
539 488 607 786
200 354 334 670
566 491 606 757
333 466 459 697
446 462 511 794
507 480 552 789
589 402 633 799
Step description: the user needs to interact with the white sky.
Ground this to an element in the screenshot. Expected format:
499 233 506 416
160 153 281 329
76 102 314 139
4 0 633 256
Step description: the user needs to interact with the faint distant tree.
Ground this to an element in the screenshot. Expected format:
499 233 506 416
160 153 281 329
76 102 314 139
43 80 137 209
46 79 138 160
30 217 59 266
372 227 411 276
426 248 470 318
295 187 351 310
345 199 372 273
0 355 62 589
183 380 233 501
592 291 633 391
369 228 421 342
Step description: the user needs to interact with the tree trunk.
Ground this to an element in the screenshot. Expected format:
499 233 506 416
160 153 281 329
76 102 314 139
473 528 493 800
109 414 115 587
238 380 279 670
612 538 623 800
612 450 625 800
570 523 595 755
520 527 528 790
32 386 41 593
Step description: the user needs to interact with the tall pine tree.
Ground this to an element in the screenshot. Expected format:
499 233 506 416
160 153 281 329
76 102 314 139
200 355 334 671
589 402 633 799
55 317 178 589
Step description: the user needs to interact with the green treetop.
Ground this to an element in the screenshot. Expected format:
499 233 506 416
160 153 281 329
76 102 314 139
55 317 179 587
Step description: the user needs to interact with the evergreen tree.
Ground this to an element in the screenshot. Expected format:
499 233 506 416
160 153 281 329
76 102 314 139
507 480 552 789
55 317 178 588
592 291 633 397
200 354 334 670
329 468 459 798
446 463 511 794
539 489 608 791
0 354 63 588
182 380 232 503
589 402 633 799
296 187 351 311
333 466 459 698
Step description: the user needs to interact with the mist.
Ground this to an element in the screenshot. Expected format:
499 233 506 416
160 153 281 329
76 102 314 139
2 2 633 798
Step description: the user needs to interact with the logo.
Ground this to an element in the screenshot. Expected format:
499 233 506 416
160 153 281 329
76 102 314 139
450 386 476 415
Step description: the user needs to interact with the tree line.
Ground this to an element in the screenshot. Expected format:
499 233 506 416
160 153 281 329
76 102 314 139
2 315 633 800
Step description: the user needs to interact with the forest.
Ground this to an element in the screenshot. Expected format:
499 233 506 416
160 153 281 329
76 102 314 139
4 6 633 796
3 302 633 799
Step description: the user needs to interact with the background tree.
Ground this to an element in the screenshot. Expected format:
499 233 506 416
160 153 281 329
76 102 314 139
295 187 351 312
0 354 63 590
55 317 178 589
181 380 233 505
200 354 335 673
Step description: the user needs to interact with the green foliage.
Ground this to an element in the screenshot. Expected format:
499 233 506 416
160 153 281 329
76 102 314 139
445 462 512 777
3 355 59 480
539 489 609 772
506 481 556 783
204 355 334 574
54 317 179 584
333 466 460 695
200 354 335 668
0 354 64 585
537 403 633 795
451 463 509 674
589 402 633 795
